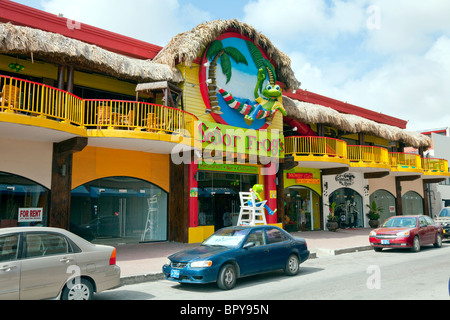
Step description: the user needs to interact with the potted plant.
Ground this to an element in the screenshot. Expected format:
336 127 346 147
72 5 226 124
325 202 341 232
366 201 383 228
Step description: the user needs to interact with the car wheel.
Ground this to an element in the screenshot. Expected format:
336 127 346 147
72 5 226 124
434 233 442 248
411 236 420 252
285 254 300 276
373 247 383 252
217 264 237 290
61 278 94 300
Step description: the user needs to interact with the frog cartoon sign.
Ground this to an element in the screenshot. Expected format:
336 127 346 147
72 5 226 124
199 32 287 130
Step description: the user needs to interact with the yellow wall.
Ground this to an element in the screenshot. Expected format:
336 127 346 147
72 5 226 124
72 146 170 191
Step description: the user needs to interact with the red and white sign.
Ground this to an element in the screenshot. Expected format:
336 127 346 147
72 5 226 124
18 208 43 222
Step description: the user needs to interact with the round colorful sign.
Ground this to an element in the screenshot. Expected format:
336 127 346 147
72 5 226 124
199 32 286 131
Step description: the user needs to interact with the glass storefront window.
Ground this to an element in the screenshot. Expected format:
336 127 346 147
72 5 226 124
329 188 364 228
70 177 167 243
0 172 49 227
197 172 257 230
285 186 320 231
402 191 424 215
370 190 396 224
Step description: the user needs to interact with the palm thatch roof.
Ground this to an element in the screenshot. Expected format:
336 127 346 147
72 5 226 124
153 19 300 91
283 96 431 148
0 22 183 83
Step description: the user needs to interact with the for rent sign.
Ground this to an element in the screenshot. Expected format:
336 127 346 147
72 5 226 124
18 208 43 222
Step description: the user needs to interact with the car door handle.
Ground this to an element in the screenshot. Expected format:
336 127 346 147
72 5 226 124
60 257 73 264
0 265 16 272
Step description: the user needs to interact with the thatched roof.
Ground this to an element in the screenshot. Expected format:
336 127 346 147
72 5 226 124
283 96 431 148
153 19 300 91
0 22 183 83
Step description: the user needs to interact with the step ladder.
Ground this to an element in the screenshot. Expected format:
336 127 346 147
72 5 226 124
236 192 267 226
141 194 159 241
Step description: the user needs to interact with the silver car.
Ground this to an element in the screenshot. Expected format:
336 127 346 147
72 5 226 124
0 227 120 300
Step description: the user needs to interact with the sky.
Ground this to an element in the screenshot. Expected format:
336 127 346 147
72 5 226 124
11 0 450 132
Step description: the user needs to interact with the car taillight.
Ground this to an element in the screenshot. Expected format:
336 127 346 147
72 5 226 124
109 248 117 265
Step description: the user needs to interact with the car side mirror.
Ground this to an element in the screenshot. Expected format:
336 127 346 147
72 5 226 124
243 242 255 249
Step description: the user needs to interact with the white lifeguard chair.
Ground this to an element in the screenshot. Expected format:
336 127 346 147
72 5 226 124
236 192 267 226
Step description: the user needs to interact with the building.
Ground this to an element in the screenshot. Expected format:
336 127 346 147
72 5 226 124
1 2 448 245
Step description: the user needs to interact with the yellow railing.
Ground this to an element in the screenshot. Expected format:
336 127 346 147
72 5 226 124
0 75 197 136
389 152 422 169
422 158 449 173
285 136 347 159
0 75 84 125
347 145 389 165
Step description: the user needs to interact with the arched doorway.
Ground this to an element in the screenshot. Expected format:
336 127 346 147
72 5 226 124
402 191 424 215
0 172 50 227
285 186 320 231
370 189 396 224
70 176 168 243
329 188 364 228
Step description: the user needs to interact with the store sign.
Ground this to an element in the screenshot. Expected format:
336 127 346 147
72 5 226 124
198 162 259 174
287 173 313 179
197 121 284 159
335 173 356 186
18 208 43 222
287 172 320 185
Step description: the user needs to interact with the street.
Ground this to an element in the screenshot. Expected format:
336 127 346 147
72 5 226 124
96 242 450 300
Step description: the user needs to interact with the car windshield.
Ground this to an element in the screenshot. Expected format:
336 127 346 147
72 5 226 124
382 217 417 228
439 208 450 217
202 228 249 248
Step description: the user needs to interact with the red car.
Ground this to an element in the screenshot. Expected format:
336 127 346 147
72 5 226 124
369 215 443 252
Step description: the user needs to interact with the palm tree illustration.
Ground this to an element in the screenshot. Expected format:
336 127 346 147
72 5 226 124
205 40 248 113
245 40 277 93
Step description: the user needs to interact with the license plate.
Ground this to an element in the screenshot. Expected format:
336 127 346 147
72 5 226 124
381 240 390 245
170 269 180 278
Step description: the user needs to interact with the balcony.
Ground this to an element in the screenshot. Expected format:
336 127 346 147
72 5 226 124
388 152 423 176
422 158 450 181
347 145 390 174
0 75 198 153
284 136 349 169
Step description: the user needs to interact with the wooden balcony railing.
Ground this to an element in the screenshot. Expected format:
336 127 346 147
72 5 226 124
347 145 389 166
285 136 347 159
0 75 197 136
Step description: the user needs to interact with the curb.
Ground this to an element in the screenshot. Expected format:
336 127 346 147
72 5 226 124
118 247 371 285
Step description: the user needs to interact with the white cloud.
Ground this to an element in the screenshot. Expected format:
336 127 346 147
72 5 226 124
40 0 212 46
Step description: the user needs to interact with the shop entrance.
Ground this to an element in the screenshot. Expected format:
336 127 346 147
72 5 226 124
70 177 168 243
285 186 320 231
197 171 258 231
329 188 364 228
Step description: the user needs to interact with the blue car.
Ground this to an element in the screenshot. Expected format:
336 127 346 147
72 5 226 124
162 225 310 290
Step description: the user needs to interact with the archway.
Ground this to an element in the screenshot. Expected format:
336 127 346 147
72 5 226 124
329 188 364 228
370 189 396 224
402 191 424 215
0 172 50 227
70 176 168 243
285 186 320 231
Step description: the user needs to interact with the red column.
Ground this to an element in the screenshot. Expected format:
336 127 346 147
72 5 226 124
263 163 278 224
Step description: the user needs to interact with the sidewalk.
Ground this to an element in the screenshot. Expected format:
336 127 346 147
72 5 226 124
115 228 373 285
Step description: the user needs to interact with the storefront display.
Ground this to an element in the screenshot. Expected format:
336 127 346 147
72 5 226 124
0 172 49 227
70 176 167 243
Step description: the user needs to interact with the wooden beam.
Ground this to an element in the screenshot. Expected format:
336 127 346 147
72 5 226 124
364 171 390 179
321 167 349 176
